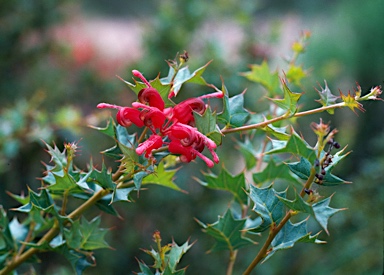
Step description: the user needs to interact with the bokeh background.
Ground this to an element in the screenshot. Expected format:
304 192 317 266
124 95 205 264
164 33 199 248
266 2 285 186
1 0 383 274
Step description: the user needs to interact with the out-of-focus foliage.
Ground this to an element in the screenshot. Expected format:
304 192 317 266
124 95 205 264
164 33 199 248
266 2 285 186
0 0 383 274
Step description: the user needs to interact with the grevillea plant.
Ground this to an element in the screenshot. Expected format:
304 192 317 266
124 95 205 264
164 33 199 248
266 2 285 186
0 36 382 275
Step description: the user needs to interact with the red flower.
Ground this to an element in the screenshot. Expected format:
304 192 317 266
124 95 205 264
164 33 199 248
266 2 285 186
138 87 165 111
172 98 206 125
133 102 166 130
136 134 163 158
117 107 144 127
168 140 214 168
97 69 223 167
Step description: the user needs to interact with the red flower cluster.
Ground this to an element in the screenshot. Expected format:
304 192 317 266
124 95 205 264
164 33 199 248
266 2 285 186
97 70 223 167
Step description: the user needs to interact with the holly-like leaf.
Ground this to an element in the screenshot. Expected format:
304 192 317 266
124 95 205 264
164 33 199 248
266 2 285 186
263 219 325 262
286 65 307 86
142 162 181 192
0 207 16 259
13 188 55 213
340 90 365 113
194 108 222 146
44 142 67 173
218 92 250 128
277 193 345 234
161 61 211 98
288 154 351 186
253 159 302 186
196 209 254 253
266 129 317 163
53 242 95 275
110 187 135 204
115 125 136 147
261 124 290 141
269 80 302 116
90 117 116 138
136 261 155 275
165 240 193 272
88 162 115 191
241 60 281 96
249 184 286 232
9 217 28 243
199 168 248 205
235 138 258 170
315 81 339 114
46 172 85 194
64 216 110 251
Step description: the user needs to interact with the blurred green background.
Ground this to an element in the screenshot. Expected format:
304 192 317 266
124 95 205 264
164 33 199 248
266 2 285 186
0 0 383 274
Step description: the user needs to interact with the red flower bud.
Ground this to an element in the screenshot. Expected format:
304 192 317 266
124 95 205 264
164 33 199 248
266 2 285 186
166 123 197 147
172 98 206 125
138 87 165 111
168 140 195 162
117 107 144 127
140 109 166 129
136 134 163 158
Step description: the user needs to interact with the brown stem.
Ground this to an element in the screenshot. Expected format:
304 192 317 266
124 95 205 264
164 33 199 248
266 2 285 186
226 250 238 275
0 164 125 275
244 168 317 274
222 102 345 135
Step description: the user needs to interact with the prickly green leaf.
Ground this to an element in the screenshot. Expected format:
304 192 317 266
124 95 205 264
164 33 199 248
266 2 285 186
263 220 325 262
142 162 181 191
88 163 115 191
286 65 307 86
0 207 15 255
277 193 345 234
64 216 110 251
161 61 211 98
199 168 248 205
194 108 222 146
9 217 28 243
270 80 302 115
163 266 186 275
241 61 281 96
218 92 250 128
119 73 172 106
53 243 94 275
235 138 258 170
252 159 302 186
91 117 115 138
261 124 290 140
14 188 54 213
102 145 122 160
137 261 155 275
115 125 136 147
315 81 339 114
196 209 253 253
287 157 312 180
249 184 286 232
44 142 67 173
111 187 135 203
133 170 150 190
165 240 193 272
288 154 350 186
46 172 85 194
266 130 317 163
340 91 365 113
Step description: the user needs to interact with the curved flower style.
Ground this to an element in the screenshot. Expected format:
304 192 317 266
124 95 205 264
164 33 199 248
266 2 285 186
97 69 223 167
